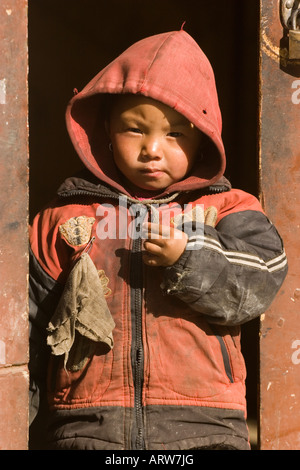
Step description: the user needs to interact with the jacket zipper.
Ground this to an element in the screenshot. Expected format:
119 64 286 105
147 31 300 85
130 234 145 450
214 334 234 383
208 324 234 383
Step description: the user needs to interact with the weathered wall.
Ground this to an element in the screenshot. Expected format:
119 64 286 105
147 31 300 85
0 0 29 450
259 0 300 449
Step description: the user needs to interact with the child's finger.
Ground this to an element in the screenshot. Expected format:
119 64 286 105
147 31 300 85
142 222 171 239
144 236 167 248
143 240 163 254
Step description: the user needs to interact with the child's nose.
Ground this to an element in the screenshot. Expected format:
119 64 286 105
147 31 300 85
141 136 163 160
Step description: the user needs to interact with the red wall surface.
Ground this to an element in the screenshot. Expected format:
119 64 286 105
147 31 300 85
0 0 29 450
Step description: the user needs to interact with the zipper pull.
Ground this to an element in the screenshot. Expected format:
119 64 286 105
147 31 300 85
81 236 96 256
71 236 96 267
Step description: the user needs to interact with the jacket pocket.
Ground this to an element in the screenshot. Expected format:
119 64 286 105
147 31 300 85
211 325 246 383
148 315 238 399
47 341 113 406
214 334 234 383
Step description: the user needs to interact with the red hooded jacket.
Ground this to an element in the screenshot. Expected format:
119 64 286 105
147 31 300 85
29 30 287 450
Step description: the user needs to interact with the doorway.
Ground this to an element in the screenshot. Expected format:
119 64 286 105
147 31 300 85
28 0 260 448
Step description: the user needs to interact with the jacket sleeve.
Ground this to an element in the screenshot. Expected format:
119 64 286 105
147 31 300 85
161 208 288 326
28 202 95 427
29 248 63 425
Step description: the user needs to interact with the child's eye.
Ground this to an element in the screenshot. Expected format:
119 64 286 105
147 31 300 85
168 132 183 138
127 127 142 134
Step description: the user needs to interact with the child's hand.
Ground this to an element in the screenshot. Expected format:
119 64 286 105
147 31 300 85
142 222 188 267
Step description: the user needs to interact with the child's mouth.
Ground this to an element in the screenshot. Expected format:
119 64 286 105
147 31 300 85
141 168 164 178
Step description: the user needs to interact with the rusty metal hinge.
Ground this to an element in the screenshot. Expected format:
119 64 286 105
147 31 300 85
281 0 300 59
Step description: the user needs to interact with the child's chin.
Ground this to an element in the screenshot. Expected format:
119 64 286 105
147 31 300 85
139 179 171 191
125 177 170 194
140 184 167 192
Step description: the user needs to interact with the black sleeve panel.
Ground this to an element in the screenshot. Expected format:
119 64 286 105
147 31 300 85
29 249 63 425
161 210 288 326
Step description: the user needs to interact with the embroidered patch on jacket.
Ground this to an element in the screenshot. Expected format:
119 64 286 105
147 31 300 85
204 206 218 227
59 216 95 246
172 206 218 228
98 269 112 297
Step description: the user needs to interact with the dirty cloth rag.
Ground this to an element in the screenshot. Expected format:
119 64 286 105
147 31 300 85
47 253 115 370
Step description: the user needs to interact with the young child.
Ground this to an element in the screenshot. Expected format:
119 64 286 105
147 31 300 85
29 29 287 450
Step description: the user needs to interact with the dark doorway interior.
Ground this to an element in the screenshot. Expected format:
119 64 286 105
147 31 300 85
28 0 260 448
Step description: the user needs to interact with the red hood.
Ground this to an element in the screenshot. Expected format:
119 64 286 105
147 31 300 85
66 29 226 197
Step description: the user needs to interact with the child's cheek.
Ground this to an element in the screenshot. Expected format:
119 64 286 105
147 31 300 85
167 150 192 179
113 134 140 160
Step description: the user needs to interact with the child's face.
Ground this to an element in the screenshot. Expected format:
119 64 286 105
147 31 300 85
107 95 202 192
